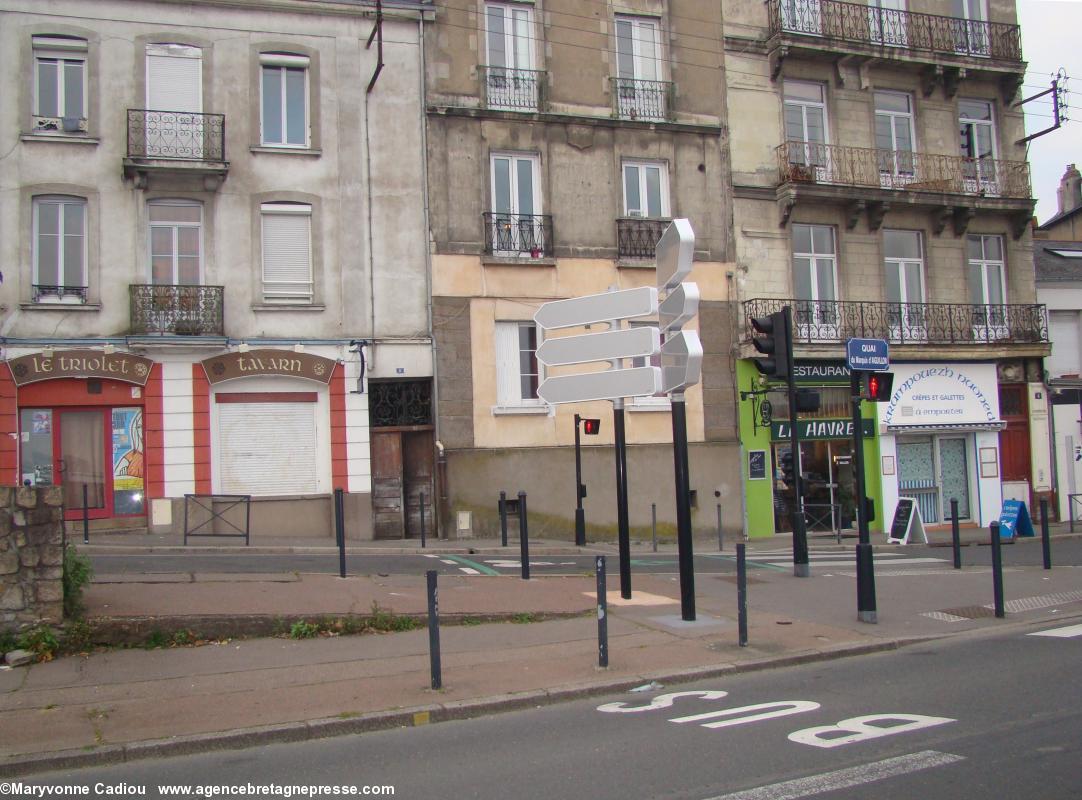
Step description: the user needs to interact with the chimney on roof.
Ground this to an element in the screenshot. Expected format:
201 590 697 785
1057 163 1082 215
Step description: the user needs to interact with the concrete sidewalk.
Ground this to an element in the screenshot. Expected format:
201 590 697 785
2 534 1082 777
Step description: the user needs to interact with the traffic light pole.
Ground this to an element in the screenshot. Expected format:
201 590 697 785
784 307 810 578
574 413 586 547
671 392 696 621
850 369 877 623
613 399 632 599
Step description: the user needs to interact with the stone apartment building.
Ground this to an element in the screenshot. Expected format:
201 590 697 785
0 0 433 539
723 0 1051 536
423 0 743 540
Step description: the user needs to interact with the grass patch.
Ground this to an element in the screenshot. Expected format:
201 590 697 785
289 621 320 640
510 612 538 624
62 545 94 619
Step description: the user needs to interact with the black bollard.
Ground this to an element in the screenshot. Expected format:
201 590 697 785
334 487 346 578
82 484 89 544
737 543 748 647
1040 499 1052 570
951 498 961 570
856 542 877 624
651 503 657 553
596 555 608 668
419 491 427 549
426 570 442 690
518 491 530 580
717 504 724 551
990 521 1005 618
499 491 508 547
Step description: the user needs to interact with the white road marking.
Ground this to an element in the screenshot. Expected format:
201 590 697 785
1028 623 1082 638
702 750 965 800
458 567 481 575
440 559 457 565
422 554 440 559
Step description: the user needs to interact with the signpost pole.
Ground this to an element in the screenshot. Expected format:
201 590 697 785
671 392 696 621
785 307 810 578
851 368 877 624
614 399 632 599
574 413 586 547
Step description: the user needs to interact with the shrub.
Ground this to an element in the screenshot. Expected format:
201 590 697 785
62 545 94 619
63 620 94 653
290 621 320 639
18 625 60 662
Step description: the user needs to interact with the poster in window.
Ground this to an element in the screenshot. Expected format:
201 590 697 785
112 407 145 515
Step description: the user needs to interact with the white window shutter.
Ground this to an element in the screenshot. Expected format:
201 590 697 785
218 403 316 495
146 51 201 112
494 322 520 405
262 209 312 299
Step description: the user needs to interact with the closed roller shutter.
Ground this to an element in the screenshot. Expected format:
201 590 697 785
146 46 202 112
218 402 316 495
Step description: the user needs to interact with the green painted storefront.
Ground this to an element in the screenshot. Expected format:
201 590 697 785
737 359 884 539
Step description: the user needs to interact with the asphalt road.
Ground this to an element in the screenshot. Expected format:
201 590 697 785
86 537 1082 577
22 621 1082 799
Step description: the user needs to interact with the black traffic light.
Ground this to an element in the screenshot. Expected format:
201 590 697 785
581 418 601 435
860 371 895 402
750 310 791 379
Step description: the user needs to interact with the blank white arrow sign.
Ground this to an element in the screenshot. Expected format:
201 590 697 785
537 367 662 404
661 330 704 393
534 286 658 331
659 281 700 333
536 326 660 367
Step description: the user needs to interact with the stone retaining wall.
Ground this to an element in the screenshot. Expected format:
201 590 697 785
0 486 65 631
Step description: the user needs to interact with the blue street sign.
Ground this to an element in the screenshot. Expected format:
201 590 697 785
846 338 889 371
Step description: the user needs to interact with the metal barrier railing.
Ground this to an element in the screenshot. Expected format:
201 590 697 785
1070 493 1082 533
183 494 251 545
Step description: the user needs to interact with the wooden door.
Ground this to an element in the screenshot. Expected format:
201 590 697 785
370 431 404 539
403 431 435 539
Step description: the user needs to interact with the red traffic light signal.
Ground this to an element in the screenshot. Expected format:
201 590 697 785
860 372 895 402
581 418 601 435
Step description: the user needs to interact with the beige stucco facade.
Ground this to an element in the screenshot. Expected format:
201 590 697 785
425 0 743 540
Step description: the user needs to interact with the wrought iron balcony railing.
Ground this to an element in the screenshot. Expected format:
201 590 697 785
481 66 546 112
777 142 1031 199
127 109 226 161
483 213 554 257
743 298 1048 346
617 217 671 259
767 0 1023 62
610 77 673 121
130 284 224 335
32 285 88 303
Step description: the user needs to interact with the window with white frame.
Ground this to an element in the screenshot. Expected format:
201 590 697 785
614 16 665 120
260 52 309 147
783 81 828 170
883 230 926 339
1048 311 1082 377
261 202 313 302
967 234 1006 329
490 152 543 255
149 200 202 285
494 321 544 408
32 36 87 133
630 321 668 406
959 98 997 191
791 223 838 331
623 161 669 218
32 196 87 303
874 91 915 177
484 3 538 110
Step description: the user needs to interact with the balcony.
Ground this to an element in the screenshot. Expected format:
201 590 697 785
776 142 1033 235
743 298 1048 352
481 66 546 112
130 284 224 336
766 0 1017 94
483 213 554 259
610 78 673 122
123 109 228 190
617 217 670 259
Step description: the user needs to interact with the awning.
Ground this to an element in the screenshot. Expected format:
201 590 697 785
886 421 1006 433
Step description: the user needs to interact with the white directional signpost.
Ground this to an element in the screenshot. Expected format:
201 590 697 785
655 219 701 621
534 286 662 599
532 219 703 613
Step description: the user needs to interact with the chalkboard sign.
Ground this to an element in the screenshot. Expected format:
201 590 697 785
748 450 767 480
888 498 927 544
998 500 1035 538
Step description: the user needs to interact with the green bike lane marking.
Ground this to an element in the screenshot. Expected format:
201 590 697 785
441 554 501 576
